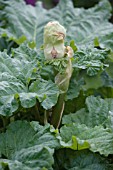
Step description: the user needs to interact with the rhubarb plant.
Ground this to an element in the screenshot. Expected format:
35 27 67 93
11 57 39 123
0 0 113 169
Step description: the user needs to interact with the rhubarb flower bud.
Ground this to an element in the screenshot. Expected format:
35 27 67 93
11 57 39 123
44 21 66 59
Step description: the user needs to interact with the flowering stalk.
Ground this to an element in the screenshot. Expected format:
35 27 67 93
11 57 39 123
44 21 73 128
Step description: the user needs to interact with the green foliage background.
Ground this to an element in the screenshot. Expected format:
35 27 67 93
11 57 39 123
0 0 113 169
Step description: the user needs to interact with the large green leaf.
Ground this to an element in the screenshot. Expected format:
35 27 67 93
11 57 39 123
67 46 113 94
0 121 60 170
60 96 113 156
53 149 113 170
29 122 60 149
0 0 113 49
0 0 49 47
0 146 54 170
59 124 113 156
64 46 110 102
0 44 59 116
29 80 59 109
63 96 113 128
0 121 35 158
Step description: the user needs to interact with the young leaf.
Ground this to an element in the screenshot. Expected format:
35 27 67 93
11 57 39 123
73 47 109 76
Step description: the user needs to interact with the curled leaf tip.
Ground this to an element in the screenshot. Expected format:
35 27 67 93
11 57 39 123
65 46 74 58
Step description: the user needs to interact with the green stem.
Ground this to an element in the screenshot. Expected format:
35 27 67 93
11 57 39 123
50 93 66 128
34 103 40 122
1 116 9 128
44 110 50 125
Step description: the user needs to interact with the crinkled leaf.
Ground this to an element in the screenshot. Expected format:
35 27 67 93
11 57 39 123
29 122 60 149
0 121 35 158
0 0 49 47
63 96 113 129
74 58 113 92
61 96 113 156
0 146 54 170
0 121 60 159
45 58 69 74
12 146 54 170
60 124 113 156
61 0 113 49
1 0 113 49
53 149 113 170
0 121 60 169
73 47 109 76
0 45 59 116
29 80 59 109
11 43 39 62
